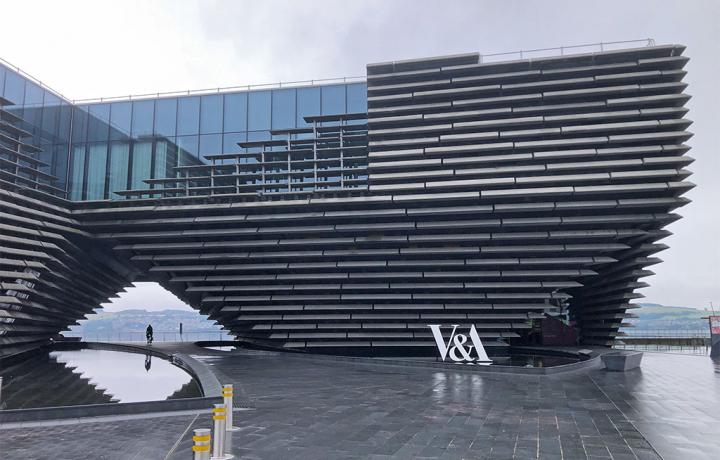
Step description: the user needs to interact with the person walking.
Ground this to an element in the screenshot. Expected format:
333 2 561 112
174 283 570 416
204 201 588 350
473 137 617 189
146 324 154 344
179 322 183 341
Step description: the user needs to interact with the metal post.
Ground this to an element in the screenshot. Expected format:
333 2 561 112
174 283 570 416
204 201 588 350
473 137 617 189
192 428 211 460
211 404 233 459
212 404 225 458
223 384 239 431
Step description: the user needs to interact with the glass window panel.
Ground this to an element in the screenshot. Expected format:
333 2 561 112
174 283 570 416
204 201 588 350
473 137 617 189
109 102 132 140
87 104 110 142
23 82 43 107
154 140 177 182
52 144 69 191
3 70 25 105
108 142 130 198
246 130 270 154
69 145 86 200
42 93 61 140
247 131 270 141
177 97 200 135
0 66 5 97
222 132 246 153
223 93 247 132
154 98 177 138
271 89 295 129
200 94 223 134
86 143 108 200
22 83 44 134
199 133 222 159
270 133 288 152
176 135 199 162
321 85 346 116
130 141 152 189
71 106 89 143
38 142 53 176
222 132 247 165
131 100 154 137
57 102 72 143
296 87 320 127
247 91 271 131
347 83 367 113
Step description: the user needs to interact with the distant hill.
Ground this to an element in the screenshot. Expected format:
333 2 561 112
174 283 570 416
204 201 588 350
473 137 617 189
65 304 714 340
637 302 708 311
65 309 230 341
622 303 712 333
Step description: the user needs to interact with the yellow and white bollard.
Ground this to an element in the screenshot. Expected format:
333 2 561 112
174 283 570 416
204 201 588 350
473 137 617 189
222 384 240 431
192 428 211 460
211 404 233 459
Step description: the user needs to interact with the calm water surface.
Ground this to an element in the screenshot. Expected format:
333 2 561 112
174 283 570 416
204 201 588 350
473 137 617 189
0 348 201 410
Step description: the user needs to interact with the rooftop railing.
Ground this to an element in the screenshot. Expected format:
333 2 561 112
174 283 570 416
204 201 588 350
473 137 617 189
477 38 656 63
0 56 72 103
1 38 656 107
72 75 368 104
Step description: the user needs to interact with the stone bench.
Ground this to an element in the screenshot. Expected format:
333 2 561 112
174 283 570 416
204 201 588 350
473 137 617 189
601 351 643 371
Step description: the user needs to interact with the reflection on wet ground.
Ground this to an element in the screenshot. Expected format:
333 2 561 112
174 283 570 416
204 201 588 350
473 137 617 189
170 349 720 459
492 353 581 367
1 344 719 460
373 353 582 367
202 345 238 352
591 352 720 459
0 348 201 409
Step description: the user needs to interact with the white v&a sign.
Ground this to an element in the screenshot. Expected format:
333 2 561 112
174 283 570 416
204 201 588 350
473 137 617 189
427 324 492 364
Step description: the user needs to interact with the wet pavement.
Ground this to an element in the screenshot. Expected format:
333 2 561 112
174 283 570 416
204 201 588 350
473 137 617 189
1 344 719 459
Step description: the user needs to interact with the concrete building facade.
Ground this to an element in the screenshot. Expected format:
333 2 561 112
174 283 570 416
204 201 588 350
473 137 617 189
0 43 693 359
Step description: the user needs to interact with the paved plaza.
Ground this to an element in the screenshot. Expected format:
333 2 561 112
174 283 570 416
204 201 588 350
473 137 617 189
2 346 719 460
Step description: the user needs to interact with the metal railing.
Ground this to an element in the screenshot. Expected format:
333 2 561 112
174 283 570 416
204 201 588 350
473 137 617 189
619 329 710 338
63 330 233 343
615 326 711 355
0 53 365 106
2 38 656 107
478 38 656 63
71 75 367 104
615 341 711 355
74 39 656 104
0 56 72 103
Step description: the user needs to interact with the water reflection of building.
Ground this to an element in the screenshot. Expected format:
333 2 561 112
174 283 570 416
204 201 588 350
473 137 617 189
0 353 117 409
0 349 202 408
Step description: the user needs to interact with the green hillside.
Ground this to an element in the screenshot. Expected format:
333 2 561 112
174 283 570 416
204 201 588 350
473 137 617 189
622 303 712 333
64 304 714 339
65 309 229 340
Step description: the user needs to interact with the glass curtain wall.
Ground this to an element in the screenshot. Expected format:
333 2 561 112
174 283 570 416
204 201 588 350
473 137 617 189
69 83 367 200
1 60 367 201
0 64 73 192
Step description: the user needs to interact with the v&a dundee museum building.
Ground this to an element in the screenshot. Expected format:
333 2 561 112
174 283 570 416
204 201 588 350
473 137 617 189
0 42 694 360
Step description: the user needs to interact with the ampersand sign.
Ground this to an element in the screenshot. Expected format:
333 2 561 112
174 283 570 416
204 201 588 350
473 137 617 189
449 333 475 361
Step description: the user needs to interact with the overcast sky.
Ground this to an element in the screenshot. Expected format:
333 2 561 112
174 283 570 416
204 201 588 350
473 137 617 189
2 0 718 311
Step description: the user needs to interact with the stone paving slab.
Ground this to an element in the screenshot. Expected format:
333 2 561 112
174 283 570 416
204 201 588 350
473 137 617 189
2 347 719 460
167 350 663 460
2 412 198 459
590 353 720 460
